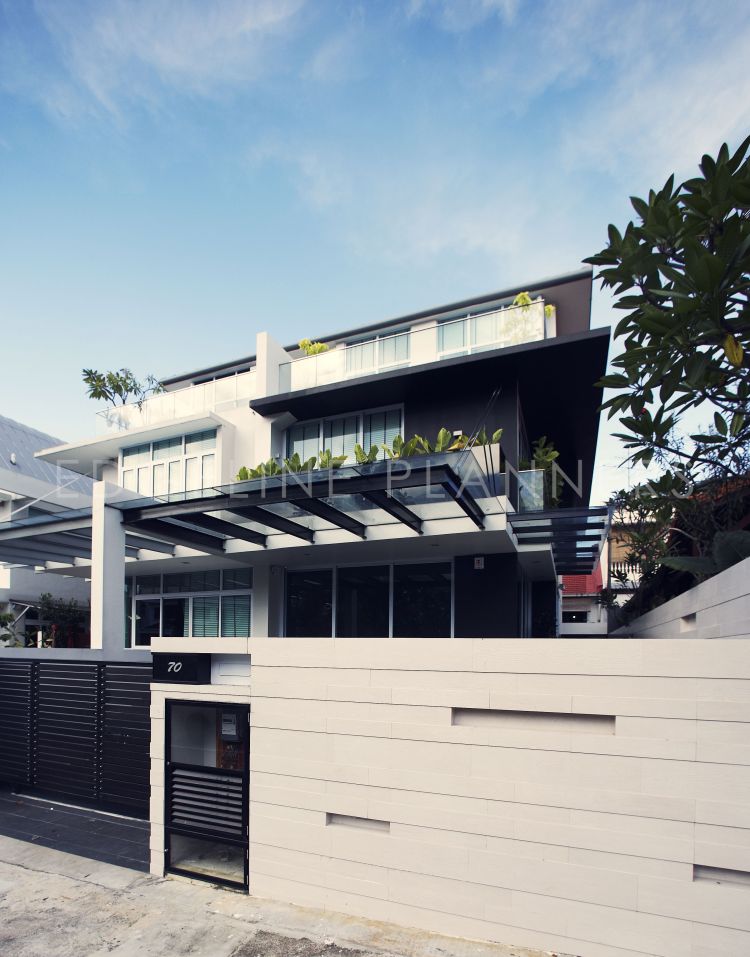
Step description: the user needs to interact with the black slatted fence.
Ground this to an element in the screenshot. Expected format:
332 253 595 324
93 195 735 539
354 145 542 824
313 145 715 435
0 659 151 816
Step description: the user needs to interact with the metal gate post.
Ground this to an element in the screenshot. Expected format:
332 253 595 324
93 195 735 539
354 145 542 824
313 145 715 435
29 661 39 788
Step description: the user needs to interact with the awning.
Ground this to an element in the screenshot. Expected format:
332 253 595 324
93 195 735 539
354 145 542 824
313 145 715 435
113 454 505 552
0 507 175 566
507 506 610 576
0 453 509 566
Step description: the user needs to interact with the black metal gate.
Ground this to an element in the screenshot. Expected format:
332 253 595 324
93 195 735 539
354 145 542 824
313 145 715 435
165 700 249 890
0 659 152 816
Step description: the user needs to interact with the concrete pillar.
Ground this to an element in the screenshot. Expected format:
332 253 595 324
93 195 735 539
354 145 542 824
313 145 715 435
255 330 290 399
90 481 126 655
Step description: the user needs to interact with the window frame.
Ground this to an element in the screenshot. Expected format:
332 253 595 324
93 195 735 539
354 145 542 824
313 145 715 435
285 404 404 461
126 567 252 648
283 558 454 639
120 429 218 497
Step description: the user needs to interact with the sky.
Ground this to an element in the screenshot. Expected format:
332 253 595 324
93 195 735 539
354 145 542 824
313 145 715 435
1 0 749 505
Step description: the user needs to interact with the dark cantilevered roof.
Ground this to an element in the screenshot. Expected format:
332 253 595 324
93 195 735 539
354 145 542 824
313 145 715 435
508 506 610 575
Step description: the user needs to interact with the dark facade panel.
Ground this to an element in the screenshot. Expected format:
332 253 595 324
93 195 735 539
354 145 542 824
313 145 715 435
454 554 519 638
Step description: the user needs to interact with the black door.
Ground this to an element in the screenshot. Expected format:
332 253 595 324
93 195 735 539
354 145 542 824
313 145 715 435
164 700 249 890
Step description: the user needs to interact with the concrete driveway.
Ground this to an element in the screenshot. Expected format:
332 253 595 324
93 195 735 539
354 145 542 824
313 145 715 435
0 788 149 872
0 820 544 957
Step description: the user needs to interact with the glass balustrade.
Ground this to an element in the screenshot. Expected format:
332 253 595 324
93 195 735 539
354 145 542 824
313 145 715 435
96 369 257 434
278 299 547 393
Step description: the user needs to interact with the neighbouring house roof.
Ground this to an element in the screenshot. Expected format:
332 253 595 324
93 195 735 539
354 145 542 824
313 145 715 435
562 564 603 597
0 414 93 496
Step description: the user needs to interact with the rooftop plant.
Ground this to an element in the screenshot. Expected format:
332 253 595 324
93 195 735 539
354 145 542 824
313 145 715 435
298 339 329 356
82 368 164 409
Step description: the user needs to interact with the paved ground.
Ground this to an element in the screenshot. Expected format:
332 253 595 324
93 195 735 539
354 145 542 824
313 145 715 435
0 801 548 957
0 789 149 871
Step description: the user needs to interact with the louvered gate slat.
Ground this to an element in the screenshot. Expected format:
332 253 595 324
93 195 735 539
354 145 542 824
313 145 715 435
169 767 245 838
101 664 152 813
0 661 34 784
35 662 100 801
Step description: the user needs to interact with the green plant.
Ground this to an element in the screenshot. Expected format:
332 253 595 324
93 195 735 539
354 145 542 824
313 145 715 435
283 452 318 474
519 436 561 506
317 449 348 469
585 137 750 479
298 338 329 356
354 443 380 464
512 291 533 309
544 303 555 319
0 610 22 648
662 529 750 578
82 368 164 409
236 459 283 481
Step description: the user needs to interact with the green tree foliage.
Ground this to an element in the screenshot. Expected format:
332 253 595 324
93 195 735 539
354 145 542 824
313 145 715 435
82 368 164 408
586 137 750 477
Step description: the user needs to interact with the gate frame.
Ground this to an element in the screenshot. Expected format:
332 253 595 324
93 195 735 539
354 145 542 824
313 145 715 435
163 697 250 892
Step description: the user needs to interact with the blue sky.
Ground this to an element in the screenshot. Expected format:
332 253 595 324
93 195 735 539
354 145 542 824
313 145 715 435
2 0 749 503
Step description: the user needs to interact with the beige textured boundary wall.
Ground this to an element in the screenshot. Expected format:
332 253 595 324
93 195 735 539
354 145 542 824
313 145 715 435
612 557 750 639
150 639 750 957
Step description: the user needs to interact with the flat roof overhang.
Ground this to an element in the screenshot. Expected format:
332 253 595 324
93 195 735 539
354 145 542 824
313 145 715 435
0 456 519 571
250 328 611 506
0 507 177 567
508 506 611 575
34 413 226 479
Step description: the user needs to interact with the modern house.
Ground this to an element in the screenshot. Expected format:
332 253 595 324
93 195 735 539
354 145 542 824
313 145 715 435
0 414 93 646
0 267 610 889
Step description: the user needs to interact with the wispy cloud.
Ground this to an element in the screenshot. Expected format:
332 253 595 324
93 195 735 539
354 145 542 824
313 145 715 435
1 0 307 119
407 0 520 31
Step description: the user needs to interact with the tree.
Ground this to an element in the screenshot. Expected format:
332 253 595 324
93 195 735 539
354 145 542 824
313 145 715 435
585 137 750 478
82 368 164 408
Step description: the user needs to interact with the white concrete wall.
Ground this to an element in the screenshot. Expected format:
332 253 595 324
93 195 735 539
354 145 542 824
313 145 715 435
612 557 750 639
151 638 750 957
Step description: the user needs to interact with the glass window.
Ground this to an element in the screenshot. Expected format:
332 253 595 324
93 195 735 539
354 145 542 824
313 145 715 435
153 436 183 460
323 415 359 462
201 453 216 488
336 565 389 637
162 598 189 637
363 409 402 454
153 462 168 497
168 460 183 495
221 596 251 637
134 599 161 646
192 597 219 637
471 310 501 351
222 568 253 590
345 338 376 374
185 457 200 492
122 469 136 492
122 443 150 466
137 466 152 496
379 331 409 367
393 562 452 638
185 429 217 454
285 569 333 637
287 421 320 462
438 318 467 356
163 570 220 593
135 575 161 595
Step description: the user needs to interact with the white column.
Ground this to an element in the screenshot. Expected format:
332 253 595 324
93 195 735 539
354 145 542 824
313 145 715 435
255 330 290 398
90 481 126 656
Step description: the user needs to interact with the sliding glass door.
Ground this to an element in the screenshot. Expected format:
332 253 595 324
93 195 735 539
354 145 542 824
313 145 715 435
285 562 452 638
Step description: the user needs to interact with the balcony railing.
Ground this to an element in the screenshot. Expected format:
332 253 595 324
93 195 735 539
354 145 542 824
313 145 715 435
95 369 257 434
278 299 549 393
